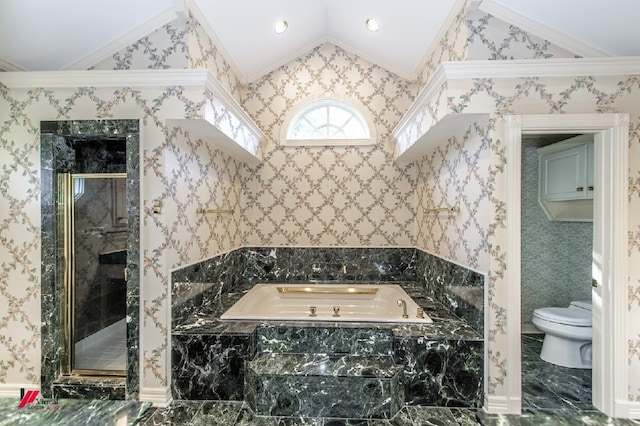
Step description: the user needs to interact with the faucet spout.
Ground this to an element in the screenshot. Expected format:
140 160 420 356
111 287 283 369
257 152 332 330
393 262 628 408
397 299 409 318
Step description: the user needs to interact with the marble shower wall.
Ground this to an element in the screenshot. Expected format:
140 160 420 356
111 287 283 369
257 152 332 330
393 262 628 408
520 143 592 326
39 120 140 398
239 42 417 247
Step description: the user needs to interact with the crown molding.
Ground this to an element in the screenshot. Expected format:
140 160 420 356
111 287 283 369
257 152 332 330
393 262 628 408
412 0 469 81
441 57 640 79
0 57 26 72
478 0 611 58
63 6 182 71
184 0 245 84
0 69 211 88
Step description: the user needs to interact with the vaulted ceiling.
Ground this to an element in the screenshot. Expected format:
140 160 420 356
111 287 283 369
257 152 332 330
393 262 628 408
1 0 639 82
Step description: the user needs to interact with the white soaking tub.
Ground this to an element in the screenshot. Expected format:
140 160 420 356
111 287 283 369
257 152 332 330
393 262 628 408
220 283 433 323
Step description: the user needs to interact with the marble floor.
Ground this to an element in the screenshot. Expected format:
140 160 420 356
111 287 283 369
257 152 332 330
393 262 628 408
74 319 126 371
2 398 640 425
521 333 593 414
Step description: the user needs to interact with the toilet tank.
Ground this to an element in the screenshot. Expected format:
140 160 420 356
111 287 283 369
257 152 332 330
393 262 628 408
569 301 592 311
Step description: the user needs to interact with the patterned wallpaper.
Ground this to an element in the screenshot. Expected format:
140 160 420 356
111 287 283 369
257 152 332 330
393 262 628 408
520 143 592 326
415 122 490 272
438 74 640 401
91 17 189 71
401 4 640 404
0 84 245 393
187 11 243 104
0 85 41 387
239 42 417 247
413 0 469 95
92 12 243 104
465 10 578 60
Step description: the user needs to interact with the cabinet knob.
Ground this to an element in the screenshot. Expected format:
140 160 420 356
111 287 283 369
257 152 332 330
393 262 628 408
588 186 594 191
576 187 584 192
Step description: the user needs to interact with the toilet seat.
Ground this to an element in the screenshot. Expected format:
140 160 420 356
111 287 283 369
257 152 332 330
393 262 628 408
533 307 591 326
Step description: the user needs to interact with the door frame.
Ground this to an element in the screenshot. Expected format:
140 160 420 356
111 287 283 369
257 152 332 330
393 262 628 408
503 114 629 416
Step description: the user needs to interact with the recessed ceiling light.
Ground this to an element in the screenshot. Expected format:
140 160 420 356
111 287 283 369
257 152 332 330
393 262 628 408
274 20 288 34
365 18 379 32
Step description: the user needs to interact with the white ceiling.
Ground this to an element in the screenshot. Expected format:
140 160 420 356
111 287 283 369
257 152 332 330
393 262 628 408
1 0 640 82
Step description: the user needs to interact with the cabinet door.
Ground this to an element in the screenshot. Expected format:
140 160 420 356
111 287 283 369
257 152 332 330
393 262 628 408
540 144 588 200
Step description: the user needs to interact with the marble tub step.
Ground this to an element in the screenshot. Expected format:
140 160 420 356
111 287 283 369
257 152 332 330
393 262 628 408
245 353 404 419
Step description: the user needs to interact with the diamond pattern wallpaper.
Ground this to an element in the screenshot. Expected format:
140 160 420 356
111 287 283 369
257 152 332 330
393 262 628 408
415 122 490 272
91 16 189 71
1 0 640 408
239 42 417 247
465 9 578 60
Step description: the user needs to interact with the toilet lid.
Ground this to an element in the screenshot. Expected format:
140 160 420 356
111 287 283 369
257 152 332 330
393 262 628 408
534 307 592 326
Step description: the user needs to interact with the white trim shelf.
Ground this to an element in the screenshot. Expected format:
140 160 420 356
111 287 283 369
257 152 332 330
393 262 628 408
393 57 640 162
0 69 264 164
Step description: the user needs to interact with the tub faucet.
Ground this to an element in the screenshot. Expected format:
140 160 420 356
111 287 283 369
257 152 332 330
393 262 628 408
397 299 409 318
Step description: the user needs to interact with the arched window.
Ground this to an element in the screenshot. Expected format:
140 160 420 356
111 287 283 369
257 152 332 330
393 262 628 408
281 95 376 146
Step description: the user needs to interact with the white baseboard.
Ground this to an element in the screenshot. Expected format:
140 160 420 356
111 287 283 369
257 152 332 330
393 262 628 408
622 400 640 419
0 383 40 399
484 395 521 414
138 386 172 407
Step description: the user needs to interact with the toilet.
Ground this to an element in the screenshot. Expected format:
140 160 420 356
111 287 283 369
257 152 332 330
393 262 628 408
532 301 592 369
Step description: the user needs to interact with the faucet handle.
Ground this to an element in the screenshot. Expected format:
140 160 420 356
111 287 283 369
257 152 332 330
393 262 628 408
333 306 340 317
416 307 425 319
397 299 409 318
309 306 317 317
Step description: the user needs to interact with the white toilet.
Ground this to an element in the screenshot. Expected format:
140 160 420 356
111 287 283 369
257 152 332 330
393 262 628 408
532 301 592 369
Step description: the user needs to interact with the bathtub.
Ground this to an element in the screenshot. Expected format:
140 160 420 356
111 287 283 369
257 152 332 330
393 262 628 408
220 283 433 323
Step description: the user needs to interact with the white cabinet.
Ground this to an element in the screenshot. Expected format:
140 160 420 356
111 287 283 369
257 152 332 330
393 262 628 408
537 134 594 221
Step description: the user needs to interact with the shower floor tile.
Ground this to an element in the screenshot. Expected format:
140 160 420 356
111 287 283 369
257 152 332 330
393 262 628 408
521 334 593 414
75 319 126 371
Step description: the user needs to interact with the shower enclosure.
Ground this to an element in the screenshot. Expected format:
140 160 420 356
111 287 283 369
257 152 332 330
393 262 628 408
41 119 139 398
59 173 127 375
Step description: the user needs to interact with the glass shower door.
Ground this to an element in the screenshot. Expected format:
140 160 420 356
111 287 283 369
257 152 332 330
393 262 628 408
60 173 127 375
